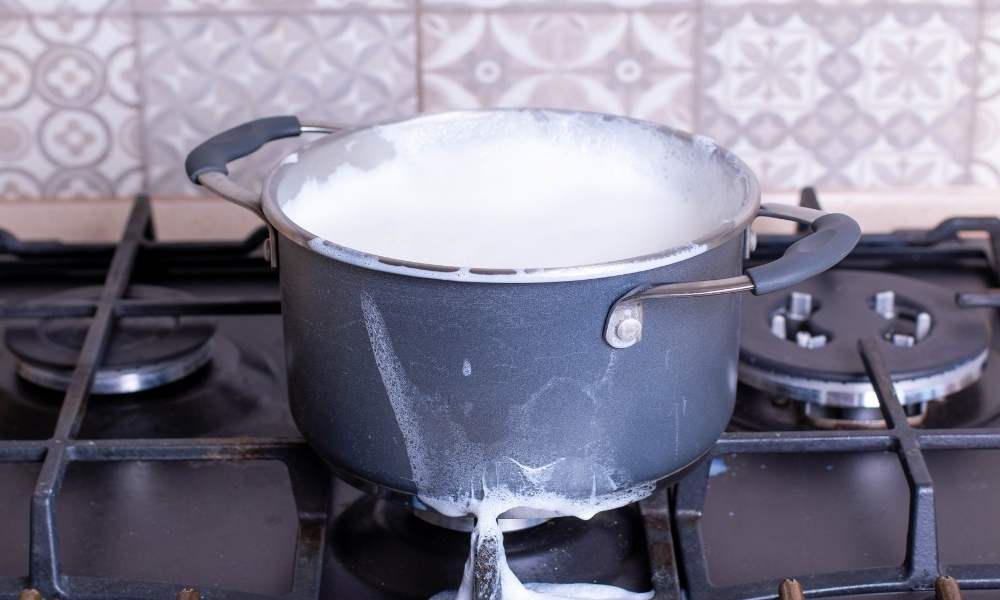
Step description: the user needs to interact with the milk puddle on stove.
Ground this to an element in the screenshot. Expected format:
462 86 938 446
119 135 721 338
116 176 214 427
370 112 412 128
0 191 999 600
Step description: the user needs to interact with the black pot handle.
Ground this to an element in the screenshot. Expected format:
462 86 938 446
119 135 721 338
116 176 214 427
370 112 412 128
747 205 861 294
604 203 861 348
185 116 340 218
185 116 303 184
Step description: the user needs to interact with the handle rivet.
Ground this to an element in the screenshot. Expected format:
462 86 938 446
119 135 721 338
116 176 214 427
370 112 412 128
615 317 643 343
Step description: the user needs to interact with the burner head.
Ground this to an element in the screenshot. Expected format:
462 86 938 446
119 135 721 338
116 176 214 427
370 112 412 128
412 508 548 533
5 285 216 394
325 495 652 599
739 270 990 409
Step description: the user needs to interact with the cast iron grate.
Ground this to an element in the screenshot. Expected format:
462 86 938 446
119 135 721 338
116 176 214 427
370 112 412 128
3 193 1000 600
0 197 327 600
641 188 1000 600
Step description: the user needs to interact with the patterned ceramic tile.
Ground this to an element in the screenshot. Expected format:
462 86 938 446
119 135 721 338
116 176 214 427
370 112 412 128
423 1 691 7
972 10 1000 185
709 0 975 5
138 12 417 197
421 9 695 128
0 15 142 200
0 1 130 16
133 0 413 13
698 4 976 190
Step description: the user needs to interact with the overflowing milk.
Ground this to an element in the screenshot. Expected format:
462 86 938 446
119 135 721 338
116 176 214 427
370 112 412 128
359 293 657 599
280 111 748 270
426 490 656 600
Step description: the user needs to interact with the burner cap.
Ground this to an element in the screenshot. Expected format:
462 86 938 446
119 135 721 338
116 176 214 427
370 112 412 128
739 270 990 408
5 285 216 394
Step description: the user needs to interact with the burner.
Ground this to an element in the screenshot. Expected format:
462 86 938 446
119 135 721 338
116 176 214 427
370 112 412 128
734 351 1000 431
739 270 990 410
324 494 651 599
5 286 215 394
411 508 548 533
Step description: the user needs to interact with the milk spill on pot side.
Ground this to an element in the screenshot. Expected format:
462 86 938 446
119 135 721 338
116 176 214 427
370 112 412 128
359 294 656 600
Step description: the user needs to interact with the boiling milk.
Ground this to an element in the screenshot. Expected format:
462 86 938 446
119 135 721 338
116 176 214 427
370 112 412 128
281 111 742 270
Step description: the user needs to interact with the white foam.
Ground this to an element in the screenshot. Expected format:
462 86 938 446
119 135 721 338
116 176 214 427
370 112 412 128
426 485 655 600
281 111 744 270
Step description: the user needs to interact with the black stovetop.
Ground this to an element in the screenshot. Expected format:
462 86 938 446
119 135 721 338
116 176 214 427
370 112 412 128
1 192 999 600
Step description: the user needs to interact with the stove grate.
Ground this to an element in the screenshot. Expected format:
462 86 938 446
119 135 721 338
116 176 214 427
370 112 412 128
0 197 327 600
669 191 1000 600
3 192 1000 600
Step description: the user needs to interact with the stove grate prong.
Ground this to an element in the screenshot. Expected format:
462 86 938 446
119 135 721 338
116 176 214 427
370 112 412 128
875 290 896 319
892 334 916 348
473 533 503 600
806 334 827 349
916 312 932 341
788 292 813 321
795 331 812 348
771 314 787 340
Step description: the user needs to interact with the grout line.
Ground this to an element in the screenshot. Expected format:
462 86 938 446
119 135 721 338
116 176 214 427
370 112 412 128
690 0 703 131
968 0 987 183
415 0 425 113
129 7 414 17
128 0 153 195
417 2 698 14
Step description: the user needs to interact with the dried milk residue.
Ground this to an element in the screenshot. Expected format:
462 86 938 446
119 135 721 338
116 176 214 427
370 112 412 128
281 111 745 270
359 293 657 599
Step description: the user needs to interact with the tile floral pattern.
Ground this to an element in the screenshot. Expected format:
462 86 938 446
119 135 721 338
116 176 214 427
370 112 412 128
0 15 142 200
0 1 130 16
0 0 998 201
132 0 414 12
421 9 695 127
698 4 976 190
138 12 417 196
973 10 1000 185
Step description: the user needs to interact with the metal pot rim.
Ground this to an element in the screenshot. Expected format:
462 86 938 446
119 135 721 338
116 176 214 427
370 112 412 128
261 109 761 284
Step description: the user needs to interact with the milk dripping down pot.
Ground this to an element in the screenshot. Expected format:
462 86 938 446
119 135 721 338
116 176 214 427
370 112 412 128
185 110 861 514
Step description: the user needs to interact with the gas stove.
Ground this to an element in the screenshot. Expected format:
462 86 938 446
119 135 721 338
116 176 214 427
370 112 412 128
0 191 998 600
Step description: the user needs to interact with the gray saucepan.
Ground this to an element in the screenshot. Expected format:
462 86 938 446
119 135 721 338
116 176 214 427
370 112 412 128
185 109 860 515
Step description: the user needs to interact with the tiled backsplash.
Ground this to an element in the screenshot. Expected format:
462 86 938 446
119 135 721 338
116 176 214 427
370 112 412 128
1 0 1000 203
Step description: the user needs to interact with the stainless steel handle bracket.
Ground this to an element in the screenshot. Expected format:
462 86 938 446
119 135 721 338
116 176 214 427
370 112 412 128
192 121 341 270
603 202 861 349
604 276 754 348
605 300 645 349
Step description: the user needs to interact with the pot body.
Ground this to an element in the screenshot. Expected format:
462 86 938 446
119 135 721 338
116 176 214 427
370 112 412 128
278 233 745 502
184 110 861 507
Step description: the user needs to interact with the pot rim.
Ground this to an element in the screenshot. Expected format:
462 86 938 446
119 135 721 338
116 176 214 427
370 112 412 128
261 109 761 284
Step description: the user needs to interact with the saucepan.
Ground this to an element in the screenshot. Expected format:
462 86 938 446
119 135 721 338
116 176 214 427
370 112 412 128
185 109 860 513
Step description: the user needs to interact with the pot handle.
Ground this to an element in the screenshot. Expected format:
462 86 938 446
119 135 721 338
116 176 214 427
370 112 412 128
604 203 861 348
184 116 340 218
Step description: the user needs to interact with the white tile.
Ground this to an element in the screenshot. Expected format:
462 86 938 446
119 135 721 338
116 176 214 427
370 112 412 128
138 12 417 196
421 9 695 128
698 4 975 190
972 11 1000 185
0 16 142 200
133 0 412 13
